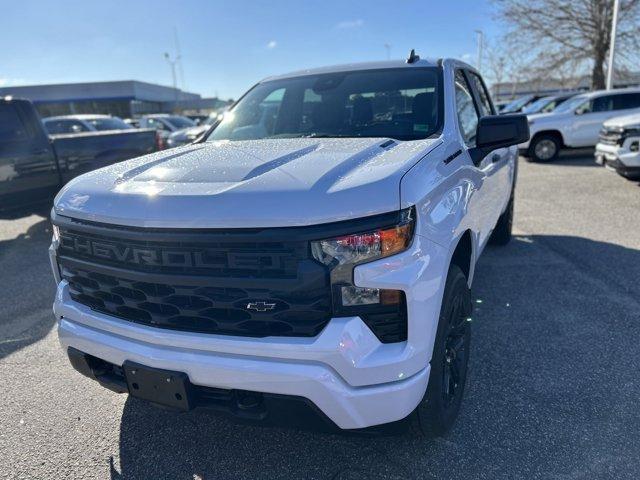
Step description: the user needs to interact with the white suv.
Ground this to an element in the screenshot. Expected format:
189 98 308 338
521 88 640 162
49 56 528 435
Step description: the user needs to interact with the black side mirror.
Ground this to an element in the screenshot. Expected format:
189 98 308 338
469 114 530 164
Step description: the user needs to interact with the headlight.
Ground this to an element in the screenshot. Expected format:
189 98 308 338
310 208 414 343
52 224 60 243
311 213 414 266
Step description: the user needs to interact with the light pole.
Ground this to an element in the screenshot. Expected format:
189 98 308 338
475 30 484 72
164 52 180 110
606 0 620 90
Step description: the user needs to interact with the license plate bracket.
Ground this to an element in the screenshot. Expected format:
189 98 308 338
123 361 193 411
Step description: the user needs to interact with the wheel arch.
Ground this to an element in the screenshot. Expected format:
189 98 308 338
449 229 475 287
529 129 565 149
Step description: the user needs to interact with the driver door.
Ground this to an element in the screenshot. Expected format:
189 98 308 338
454 69 506 249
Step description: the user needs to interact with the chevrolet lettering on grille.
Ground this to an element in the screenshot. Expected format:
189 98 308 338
59 233 288 270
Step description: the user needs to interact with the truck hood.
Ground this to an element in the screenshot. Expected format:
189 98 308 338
54 137 441 228
603 113 640 129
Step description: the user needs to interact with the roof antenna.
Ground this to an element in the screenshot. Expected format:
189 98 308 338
406 49 420 64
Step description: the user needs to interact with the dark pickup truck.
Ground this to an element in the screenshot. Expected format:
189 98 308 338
0 98 157 210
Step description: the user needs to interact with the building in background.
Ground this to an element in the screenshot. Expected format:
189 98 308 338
492 71 640 102
0 80 231 118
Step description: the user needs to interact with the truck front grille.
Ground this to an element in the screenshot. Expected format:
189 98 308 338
56 221 332 338
599 127 624 145
61 265 330 337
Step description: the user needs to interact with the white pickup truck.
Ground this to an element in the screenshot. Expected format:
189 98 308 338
49 55 528 436
595 113 640 179
521 88 640 162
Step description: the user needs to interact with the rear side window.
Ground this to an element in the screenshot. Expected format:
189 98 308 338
454 70 479 146
612 93 640 110
0 104 29 143
467 72 494 117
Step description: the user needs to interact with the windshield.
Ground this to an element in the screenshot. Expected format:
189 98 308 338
207 68 441 142
522 97 553 114
165 116 196 129
501 95 533 113
88 117 132 131
553 95 588 113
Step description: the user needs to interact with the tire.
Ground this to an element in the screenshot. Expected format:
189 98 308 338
412 264 472 437
489 194 514 245
528 134 560 162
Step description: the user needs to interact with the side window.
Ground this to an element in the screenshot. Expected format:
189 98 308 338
147 118 166 130
65 121 89 133
0 104 30 142
612 93 640 110
467 72 494 117
591 96 614 113
454 70 479 146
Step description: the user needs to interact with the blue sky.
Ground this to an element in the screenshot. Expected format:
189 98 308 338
0 0 500 99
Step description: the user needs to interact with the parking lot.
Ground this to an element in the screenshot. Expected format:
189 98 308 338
1 152 639 480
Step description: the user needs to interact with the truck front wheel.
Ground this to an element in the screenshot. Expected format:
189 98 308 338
413 264 472 437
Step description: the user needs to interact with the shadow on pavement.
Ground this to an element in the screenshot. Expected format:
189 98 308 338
0 215 57 360
111 235 640 479
523 148 599 168
0 201 52 220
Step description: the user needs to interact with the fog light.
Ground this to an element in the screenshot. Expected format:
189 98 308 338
340 286 402 306
341 286 379 306
630 141 639 152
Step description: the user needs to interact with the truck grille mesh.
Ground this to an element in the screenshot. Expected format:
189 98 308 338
61 265 331 337
599 127 624 146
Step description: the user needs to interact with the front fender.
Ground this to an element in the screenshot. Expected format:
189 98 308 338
400 142 482 285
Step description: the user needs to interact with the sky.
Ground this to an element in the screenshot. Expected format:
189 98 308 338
0 0 501 100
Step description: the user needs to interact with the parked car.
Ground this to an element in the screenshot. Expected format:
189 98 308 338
595 113 640 179
50 56 528 436
0 99 157 210
186 114 209 125
493 100 509 112
165 114 222 148
42 114 133 135
521 93 577 115
123 118 141 128
138 114 197 149
520 88 640 162
500 94 543 114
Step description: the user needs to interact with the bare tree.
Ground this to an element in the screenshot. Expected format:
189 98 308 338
492 0 640 89
483 35 538 99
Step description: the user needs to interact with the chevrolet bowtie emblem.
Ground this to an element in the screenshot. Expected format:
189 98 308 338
246 301 277 312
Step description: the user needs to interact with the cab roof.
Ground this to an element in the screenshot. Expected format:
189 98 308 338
262 58 443 82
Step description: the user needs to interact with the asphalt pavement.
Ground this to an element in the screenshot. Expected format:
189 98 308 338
1 152 639 480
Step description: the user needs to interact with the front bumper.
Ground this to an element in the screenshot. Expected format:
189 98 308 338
595 141 640 176
53 234 447 429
